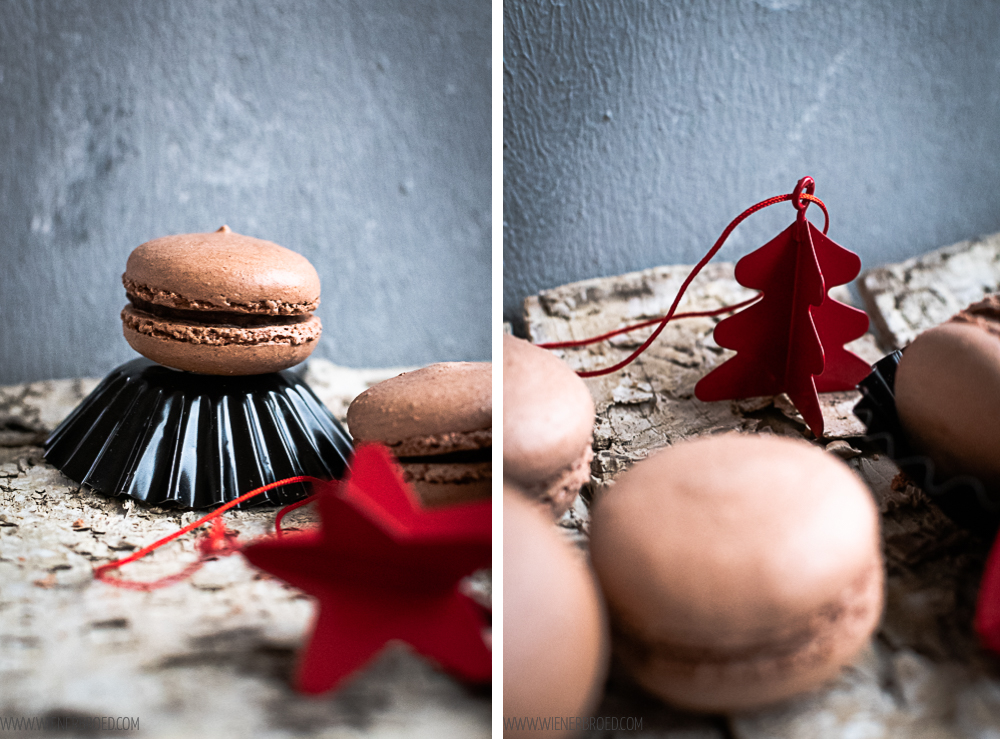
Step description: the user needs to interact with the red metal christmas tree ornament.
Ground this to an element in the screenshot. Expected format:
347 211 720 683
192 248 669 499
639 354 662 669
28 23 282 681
695 177 870 437
241 444 492 694
540 177 871 438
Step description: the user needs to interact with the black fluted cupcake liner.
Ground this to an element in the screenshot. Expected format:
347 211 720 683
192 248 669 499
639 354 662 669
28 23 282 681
853 351 1000 537
45 358 353 509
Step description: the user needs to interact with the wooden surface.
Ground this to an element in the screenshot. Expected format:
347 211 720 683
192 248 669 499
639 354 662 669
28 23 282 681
0 359 490 739
858 231 1000 351
525 263 882 486
521 239 1000 738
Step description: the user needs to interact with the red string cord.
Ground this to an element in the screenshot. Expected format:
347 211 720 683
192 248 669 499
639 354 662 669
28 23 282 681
542 191 828 378
536 295 764 350
93 475 326 591
274 492 322 538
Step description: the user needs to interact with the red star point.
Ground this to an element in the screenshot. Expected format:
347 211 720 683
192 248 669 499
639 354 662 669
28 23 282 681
242 443 492 694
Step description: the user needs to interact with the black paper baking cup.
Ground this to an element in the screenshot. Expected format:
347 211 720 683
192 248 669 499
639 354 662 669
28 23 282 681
853 351 1000 537
45 358 353 509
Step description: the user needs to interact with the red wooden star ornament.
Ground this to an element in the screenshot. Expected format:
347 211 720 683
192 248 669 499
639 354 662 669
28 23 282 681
241 443 492 694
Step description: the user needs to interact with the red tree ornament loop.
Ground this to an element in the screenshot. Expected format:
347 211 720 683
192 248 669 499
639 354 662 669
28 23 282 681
791 175 815 212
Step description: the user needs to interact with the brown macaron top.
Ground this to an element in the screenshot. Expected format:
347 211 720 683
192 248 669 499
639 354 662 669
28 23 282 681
895 295 1000 486
347 362 492 457
123 226 321 315
589 433 882 711
593 434 879 646
503 334 595 484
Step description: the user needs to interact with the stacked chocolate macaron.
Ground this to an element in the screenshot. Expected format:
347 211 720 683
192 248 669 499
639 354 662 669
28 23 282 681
45 225 353 508
347 362 491 507
121 225 322 375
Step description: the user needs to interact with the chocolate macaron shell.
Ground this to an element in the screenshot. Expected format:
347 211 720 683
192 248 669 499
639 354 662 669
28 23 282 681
895 318 1000 488
346 362 491 452
504 486 609 733
590 434 882 712
124 228 320 314
503 335 595 508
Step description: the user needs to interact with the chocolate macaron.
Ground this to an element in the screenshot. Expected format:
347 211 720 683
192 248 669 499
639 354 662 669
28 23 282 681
503 335 595 517
121 226 321 375
504 485 609 734
895 294 1000 488
347 362 491 507
589 434 883 712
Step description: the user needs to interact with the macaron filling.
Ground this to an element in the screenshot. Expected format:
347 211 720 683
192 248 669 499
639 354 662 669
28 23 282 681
122 304 321 347
386 429 492 458
511 442 593 513
397 447 490 465
126 296 311 329
400 461 491 485
397 447 491 484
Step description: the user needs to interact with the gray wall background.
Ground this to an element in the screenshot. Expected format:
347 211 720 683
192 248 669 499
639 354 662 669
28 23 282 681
0 0 490 384
504 0 1000 333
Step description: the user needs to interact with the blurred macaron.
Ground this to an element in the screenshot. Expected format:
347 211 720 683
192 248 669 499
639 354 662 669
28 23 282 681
589 433 883 712
504 484 609 735
503 335 595 516
895 294 1000 489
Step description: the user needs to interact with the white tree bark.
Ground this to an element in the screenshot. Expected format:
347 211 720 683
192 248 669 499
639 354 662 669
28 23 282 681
0 359 490 739
521 250 1000 738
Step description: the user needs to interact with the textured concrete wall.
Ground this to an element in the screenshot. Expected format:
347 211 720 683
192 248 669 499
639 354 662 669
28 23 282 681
504 0 1000 331
0 0 490 384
